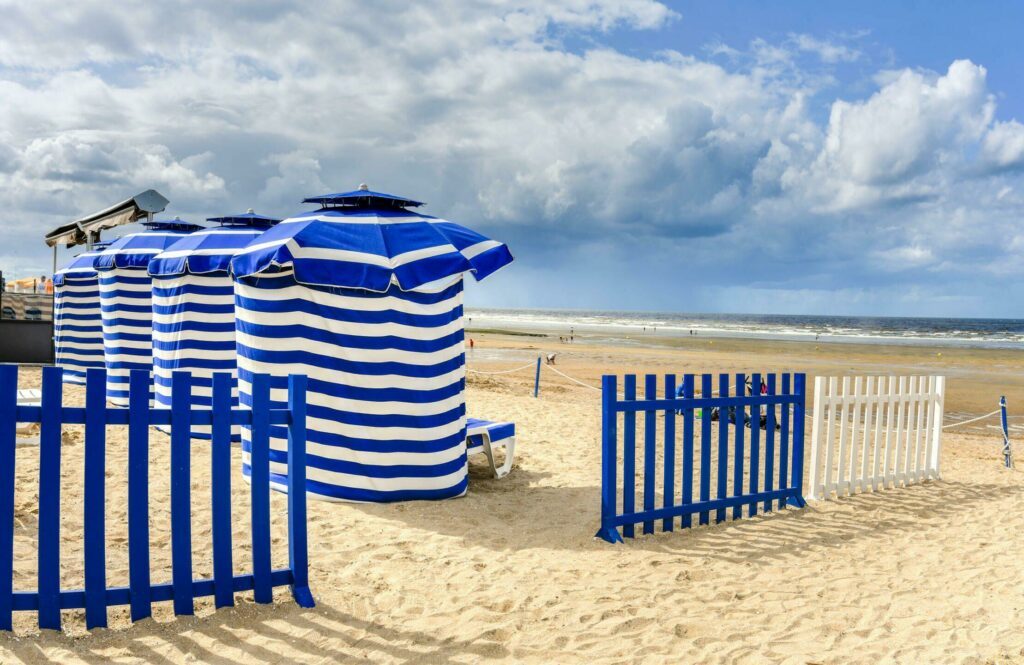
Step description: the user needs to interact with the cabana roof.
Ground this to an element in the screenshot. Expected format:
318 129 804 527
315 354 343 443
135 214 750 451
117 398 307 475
231 186 513 293
94 219 202 271
150 210 281 277
302 184 424 209
45 189 170 248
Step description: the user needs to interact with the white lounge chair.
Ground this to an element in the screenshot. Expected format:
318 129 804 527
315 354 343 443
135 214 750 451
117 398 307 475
15 389 42 445
466 418 516 478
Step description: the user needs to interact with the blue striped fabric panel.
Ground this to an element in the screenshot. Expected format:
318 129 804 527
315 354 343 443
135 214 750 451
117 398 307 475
54 250 105 384
95 231 196 405
151 227 267 439
234 272 469 502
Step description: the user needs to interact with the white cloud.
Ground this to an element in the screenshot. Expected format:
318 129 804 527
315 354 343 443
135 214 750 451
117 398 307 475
790 33 861 63
982 120 1024 171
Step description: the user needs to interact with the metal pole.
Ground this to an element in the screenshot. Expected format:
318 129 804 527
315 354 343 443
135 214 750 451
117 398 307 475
1001 396 1012 469
534 356 541 398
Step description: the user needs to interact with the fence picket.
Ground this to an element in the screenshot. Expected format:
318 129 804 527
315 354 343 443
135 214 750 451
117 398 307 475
836 377 851 497
662 375 676 533
681 375 694 529
250 373 273 603
597 376 620 543
912 377 926 482
732 373 746 520
699 374 712 526
859 377 874 494
778 374 791 510
37 366 63 631
808 377 824 500
170 371 194 616
211 372 234 608
716 375 729 523
127 370 152 621
748 373 761 518
764 374 776 513
83 369 107 629
823 377 837 498
930 377 945 477
642 375 656 535
849 377 863 496
870 377 885 491
287 375 315 607
0 365 16 631
790 373 807 505
622 375 636 538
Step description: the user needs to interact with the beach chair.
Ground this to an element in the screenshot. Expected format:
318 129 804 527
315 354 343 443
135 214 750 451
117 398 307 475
16 389 42 445
466 418 516 478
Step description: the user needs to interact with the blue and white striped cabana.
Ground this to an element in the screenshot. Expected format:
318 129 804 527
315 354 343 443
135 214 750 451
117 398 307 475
150 211 280 438
230 185 513 502
94 220 202 405
53 243 109 384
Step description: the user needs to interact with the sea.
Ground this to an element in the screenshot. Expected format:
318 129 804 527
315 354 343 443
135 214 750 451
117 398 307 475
465 309 1024 350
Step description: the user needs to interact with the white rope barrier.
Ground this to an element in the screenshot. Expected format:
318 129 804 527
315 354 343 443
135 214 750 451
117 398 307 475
543 364 602 392
941 410 1002 429
465 362 537 376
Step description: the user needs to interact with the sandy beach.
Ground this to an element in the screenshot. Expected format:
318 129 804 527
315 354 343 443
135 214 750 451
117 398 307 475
2 330 1023 664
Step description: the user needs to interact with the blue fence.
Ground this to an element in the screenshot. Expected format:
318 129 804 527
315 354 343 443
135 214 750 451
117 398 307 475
596 373 807 543
0 365 313 632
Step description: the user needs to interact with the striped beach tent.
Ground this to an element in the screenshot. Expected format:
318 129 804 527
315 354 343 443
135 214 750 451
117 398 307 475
53 243 109 384
150 210 280 439
230 185 513 502
94 219 202 405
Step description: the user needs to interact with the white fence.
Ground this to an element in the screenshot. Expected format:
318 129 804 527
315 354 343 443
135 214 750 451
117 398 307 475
807 376 945 501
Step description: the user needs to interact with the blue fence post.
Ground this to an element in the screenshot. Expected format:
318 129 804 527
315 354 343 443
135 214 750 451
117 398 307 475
698 374 712 526
642 374 656 535
127 370 151 622
662 374 676 533
778 374 791 510
622 375 637 538
250 373 273 604
211 372 234 609
681 374 694 528
534 356 541 398
83 368 108 629
748 373 761 518
287 374 315 607
596 376 622 543
732 373 746 521
37 365 62 631
170 371 194 616
764 374 777 513
788 373 808 508
1001 396 1011 468
716 374 729 523
0 365 16 631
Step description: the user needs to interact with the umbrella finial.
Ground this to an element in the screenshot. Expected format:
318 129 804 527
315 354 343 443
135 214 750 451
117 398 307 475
358 183 368 191
173 216 181 221
247 208 255 214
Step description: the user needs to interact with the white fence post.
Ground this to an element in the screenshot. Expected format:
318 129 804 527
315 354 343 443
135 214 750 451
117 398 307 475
807 377 825 500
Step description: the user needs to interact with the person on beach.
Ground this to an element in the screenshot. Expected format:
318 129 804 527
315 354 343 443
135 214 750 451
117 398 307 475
469 338 475 351
545 352 557 365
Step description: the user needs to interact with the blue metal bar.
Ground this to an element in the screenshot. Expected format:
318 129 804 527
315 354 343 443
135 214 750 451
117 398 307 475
681 374 694 529
732 373 745 521
789 374 808 508
622 375 636 539
642 374 656 535
764 374 776 513
170 371 194 616
609 394 800 412
596 376 623 543
250 373 273 604
699 374 712 526
211 372 234 609
1001 396 1011 468
288 374 315 607
612 487 796 528
83 369 107 629
749 373 761 518
127 370 151 622
37 366 62 631
779 374 791 510
0 365 16 631
716 374 729 523
662 374 676 533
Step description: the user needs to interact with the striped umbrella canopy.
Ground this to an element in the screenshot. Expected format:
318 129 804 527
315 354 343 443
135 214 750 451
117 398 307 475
53 243 110 384
150 210 281 439
94 219 203 405
230 186 513 502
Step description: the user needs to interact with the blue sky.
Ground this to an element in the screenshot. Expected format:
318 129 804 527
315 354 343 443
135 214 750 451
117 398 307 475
1 1 1022 317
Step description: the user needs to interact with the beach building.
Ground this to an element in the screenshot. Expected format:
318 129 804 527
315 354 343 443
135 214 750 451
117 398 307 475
149 210 280 438
230 185 513 502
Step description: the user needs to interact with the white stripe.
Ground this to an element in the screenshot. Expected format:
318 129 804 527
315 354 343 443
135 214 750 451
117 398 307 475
235 330 463 366
460 239 502 260
237 378 463 417
233 281 461 314
237 356 464 391
233 307 461 341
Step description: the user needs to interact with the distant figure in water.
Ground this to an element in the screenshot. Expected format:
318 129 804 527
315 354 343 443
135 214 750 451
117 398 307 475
546 353 557 365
